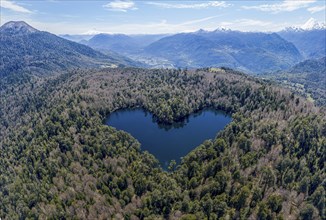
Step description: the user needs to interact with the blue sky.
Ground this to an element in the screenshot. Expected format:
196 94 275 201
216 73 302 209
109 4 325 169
1 0 325 34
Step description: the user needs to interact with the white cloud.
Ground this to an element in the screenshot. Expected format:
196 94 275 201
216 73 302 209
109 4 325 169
82 29 112 35
72 16 223 34
1 0 32 13
236 19 271 27
146 1 230 9
180 15 222 25
94 18 292 34
216 19 273 32
307 5 326 13
213 19 306 32
242 0 316 13
103 0 137 12
102 16 223 34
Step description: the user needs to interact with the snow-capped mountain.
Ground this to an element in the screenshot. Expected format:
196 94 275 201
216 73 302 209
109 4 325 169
301 18 326 30
278 18 325 59
283 18 326 32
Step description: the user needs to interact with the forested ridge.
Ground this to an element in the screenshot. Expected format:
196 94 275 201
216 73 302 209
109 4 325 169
264 57 326 106
0 68 325 219
0 21 142 78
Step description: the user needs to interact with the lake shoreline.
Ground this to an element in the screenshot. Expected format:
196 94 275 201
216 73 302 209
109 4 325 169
105 107 231 170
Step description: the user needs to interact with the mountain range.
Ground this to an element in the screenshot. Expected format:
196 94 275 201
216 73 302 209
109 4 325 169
1 21 325 76
143 30 303 73
278 28 326 59
73 24 325 73
0 21 141 77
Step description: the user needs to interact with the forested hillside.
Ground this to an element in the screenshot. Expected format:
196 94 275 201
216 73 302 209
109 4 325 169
1 67 325 219
0 21 140 77
265 57 326 106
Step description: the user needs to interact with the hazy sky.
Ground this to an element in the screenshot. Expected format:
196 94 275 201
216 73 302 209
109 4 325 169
1 0 325 34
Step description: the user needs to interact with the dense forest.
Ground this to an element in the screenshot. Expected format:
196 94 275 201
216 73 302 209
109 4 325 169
0 67 325 219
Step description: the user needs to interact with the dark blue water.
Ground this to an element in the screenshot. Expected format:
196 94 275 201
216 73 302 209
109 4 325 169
105 108 231 169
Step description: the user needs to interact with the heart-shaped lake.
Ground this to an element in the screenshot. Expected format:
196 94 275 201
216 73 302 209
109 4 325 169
105 108 231 169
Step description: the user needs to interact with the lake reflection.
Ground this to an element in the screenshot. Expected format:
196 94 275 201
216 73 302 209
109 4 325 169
105 108 231 169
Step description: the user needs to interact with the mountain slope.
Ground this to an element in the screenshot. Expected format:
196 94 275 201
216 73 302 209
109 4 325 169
86 33 138 54
86 33 167 55
145 33 238 68
266 57 326 106
286 56 326 75
59 34 95 43
0 21 140 77
278 28 326 59
144 30 303 73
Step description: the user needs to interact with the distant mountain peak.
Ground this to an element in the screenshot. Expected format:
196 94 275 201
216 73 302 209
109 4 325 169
195 27 231 34
301 18 326 30
0 20 142 77
283 18 326 32
213 27 231 32
0 21 39 34
195 29 209 34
